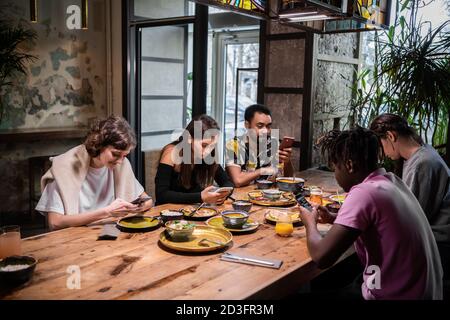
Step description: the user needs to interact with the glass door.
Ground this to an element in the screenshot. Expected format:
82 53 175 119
139 24 194 151
211 30 259 163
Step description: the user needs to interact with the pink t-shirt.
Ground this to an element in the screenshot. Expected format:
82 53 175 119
334 168 443 300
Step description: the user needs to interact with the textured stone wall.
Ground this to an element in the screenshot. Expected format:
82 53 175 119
311 33 359 167
0 0 107 129
317 33 358 57
265 93 302 171
0 0 109 215
264 20 305 172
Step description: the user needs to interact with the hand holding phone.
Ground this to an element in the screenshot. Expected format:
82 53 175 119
130 196 152 205
279 136 295 150
211 187 234 195
295 194 313 211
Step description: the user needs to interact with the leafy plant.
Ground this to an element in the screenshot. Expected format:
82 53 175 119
349 0 450 157
0 19 37 123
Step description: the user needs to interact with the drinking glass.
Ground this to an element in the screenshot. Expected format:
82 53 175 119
310 187 323 206
275 212 293 237
0 225 22 259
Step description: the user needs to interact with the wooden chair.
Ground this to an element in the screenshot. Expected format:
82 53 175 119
28 155 54 226
143 150 163 201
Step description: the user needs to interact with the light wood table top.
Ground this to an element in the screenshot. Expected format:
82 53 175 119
1 170 352 300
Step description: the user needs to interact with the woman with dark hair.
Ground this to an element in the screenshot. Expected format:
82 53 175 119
155 114 234 205
298 127 443 300
370 113 450 295
36 116 153 230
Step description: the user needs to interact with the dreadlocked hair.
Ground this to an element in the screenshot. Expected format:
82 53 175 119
317 126 382 172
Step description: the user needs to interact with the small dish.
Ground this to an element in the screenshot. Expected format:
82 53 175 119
264 209 301 225
180 206 218 221
262 189 283 201
206 216 259 233
326 202 342 213
255 179 274 189
276 177 305 192
116 216 160 233
329 195 346 204
0 255 37 285
160 210 184 223
165 220 197 241
231 201 253 212
221 210 249 229
159 226 232 253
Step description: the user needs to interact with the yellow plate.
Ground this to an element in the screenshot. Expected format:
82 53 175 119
248 190 263 198
117 216 160 232
248 191 296 207
180 206 218 220
205 216 259 233
329 195 346 203
264 208 301 224
304 197 333 206
159 225 232 253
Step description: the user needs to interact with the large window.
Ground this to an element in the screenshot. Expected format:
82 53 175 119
133 0 195 20
125 0 262 180
125 0 201 181
206 8 260 163
140 24 193 151
132 1 196 151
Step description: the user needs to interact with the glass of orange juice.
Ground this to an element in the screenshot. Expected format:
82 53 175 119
275 212 293 237
0 225 22 259
310 187 323 205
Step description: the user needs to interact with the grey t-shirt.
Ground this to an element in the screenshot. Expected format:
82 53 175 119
403 144 450 243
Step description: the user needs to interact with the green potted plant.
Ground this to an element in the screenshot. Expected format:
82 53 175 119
349 0 450 164
0 19 37 124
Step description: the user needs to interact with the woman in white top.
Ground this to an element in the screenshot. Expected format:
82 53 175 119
36 116 153 230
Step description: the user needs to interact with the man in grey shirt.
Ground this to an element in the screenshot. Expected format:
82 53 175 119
371 113 449 299
403 144 450 244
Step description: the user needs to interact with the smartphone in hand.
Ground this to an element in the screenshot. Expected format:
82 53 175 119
130 196 152 205
279 136 295 150
295 194 313 211
211 187 234 194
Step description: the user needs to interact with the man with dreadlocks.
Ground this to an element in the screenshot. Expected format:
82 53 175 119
298 127 443 300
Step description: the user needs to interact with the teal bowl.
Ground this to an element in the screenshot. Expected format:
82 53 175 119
221 210 249 229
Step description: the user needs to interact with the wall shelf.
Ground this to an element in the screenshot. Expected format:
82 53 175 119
0 127 88 143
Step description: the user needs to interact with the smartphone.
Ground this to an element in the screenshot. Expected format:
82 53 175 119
295 194 313 211
130 196 152 205
212 187 234 194
279 136 295 150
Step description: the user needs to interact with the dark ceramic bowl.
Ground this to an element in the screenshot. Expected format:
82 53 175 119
255 179 274 190
326 202 341 214
231 201 253 213
221 210 249 229
160 210 184 224
0 255 37 285
276 177 305 193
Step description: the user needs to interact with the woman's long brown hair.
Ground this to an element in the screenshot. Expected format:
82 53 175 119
162 114 220 190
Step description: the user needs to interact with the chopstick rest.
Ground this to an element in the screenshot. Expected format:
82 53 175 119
97 224 120 240
220 252 283 269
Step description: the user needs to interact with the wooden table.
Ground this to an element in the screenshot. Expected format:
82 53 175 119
1 170 352 300
299 168 344 193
